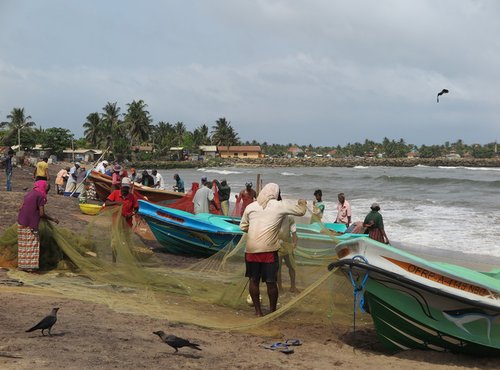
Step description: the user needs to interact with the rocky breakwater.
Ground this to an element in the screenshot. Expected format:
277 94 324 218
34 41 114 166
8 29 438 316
222 157 500 168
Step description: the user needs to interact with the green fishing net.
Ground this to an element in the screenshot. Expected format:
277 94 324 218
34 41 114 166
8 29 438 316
0 206 370 334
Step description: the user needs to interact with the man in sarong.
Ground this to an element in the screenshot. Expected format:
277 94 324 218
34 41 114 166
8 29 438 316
363 202 390 244
240 183 306 316
17 180 59 271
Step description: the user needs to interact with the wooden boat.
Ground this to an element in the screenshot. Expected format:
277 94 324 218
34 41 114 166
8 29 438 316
88 170 184 204
329 238 500 355
79 203 103 215
138 200 358 258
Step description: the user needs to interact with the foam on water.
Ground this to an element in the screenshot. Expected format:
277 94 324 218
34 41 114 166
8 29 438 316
280 171 302 176
197 168 242 175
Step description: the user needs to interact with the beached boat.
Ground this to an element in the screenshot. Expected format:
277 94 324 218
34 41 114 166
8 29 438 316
138 200 355 257
88 170 185 204
79 203 103 215
328 238 500 355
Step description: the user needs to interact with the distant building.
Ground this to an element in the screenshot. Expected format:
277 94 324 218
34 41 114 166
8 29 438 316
62 148 103 162
199 145 218 158
218 146 262 159
287 147 303 157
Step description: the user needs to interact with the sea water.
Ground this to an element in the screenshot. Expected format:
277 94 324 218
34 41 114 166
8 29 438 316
158 165 500 258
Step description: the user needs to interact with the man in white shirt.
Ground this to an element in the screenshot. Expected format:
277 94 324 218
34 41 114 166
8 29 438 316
192 177 214 214
151 169 165 190
240 183 306 316
95 160 108 174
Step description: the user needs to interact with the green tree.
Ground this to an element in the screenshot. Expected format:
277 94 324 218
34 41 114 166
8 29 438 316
151 121 175 156
124 100 152 146
101 102 122 149
192 124 210 148
210 117 239 147
173 122 186 147
40 127 74 158
0 107 36 149
83 112 101 147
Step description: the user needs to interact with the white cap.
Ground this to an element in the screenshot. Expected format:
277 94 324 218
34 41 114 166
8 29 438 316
121 177 132 187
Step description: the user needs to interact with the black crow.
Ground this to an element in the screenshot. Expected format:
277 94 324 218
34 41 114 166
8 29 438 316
26 308 59 336
437 89 449 103
153 330 202 353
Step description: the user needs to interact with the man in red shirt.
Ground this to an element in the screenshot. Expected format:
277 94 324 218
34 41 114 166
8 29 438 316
105 177 138 227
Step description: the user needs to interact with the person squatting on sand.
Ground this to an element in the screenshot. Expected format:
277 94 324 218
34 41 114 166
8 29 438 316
105 177 139 228
17 180 59 271
363 202 390 244
240 183 306 316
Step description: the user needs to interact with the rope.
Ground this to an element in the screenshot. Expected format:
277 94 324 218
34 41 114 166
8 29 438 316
347 255 369 336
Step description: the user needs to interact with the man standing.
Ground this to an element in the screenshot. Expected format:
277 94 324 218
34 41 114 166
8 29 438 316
95 160 109 174
235 182 257 216
173 174 185 193
214 179 231 216
363 202 390 244
335 192 352 227
17 180 59 271
277 215 299 293
312 189 325 221
34 157 49 181
3 149 14 191
64 162 80 193
240 183 306 316
152 169 165 190
105 177 139 227
192 177 214 214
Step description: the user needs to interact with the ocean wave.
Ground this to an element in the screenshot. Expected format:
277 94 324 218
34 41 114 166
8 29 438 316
353 166 369 169
197 168 242 175
438 166 500 171
376 175 500 188
280 172 302 176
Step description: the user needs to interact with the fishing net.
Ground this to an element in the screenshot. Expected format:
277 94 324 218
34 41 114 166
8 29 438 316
0 205 370 335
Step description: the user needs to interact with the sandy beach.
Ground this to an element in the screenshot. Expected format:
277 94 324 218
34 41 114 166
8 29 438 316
0 164 498 370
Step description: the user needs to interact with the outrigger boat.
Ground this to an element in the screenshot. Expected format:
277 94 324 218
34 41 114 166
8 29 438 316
138 200 358 257
88 170 184 204
329 237 500 355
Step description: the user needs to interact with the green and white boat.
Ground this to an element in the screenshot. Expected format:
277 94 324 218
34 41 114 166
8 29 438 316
329 238 500 355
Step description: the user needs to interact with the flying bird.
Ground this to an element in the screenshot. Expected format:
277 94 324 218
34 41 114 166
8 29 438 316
26 307 60 336
437 89 449 103
152 330 202 353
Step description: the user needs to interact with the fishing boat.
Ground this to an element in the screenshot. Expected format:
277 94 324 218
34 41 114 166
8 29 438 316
328 237 500 355
138 200 355 257
89 170 185 204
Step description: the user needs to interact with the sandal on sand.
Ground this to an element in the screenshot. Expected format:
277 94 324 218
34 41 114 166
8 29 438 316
285 339 303 346
262 342 294 354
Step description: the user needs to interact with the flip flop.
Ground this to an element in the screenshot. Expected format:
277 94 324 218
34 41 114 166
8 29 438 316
261 342 294 354
285 339 303 346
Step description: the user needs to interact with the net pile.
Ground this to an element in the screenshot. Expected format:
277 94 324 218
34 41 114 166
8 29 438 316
0 206 370 334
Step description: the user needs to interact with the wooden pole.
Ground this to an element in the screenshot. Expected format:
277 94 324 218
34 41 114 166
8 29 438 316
256 174 261 195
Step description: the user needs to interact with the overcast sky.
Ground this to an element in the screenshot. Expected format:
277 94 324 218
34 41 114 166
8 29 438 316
1 0 500 146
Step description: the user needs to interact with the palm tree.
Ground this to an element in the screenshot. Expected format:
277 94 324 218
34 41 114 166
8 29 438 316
124 100 152 146
192 124 210 148
83 112 101 147
151 121 175 155
173 121 186 147
100 102 122 149
0 107 35 149
210 117 239 148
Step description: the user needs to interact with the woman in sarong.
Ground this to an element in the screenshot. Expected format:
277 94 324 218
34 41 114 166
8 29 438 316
363 202 390 244
17 180 59 271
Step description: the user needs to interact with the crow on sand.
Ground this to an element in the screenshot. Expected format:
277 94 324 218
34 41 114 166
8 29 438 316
152 330 202 353
26 307 59 336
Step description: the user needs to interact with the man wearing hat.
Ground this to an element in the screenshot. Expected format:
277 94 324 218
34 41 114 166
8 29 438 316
363 202 389 244
105 177 138 227
111 164 122 190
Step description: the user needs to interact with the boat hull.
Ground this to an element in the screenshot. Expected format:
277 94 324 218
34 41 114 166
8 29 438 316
331 238 500 355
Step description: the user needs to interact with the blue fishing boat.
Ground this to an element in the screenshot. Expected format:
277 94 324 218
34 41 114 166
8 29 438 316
138 200 352 257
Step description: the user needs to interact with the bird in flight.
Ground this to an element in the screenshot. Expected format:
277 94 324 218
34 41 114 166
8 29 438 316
437 89 449 103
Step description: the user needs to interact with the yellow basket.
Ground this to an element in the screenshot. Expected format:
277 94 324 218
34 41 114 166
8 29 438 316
79 203 103 215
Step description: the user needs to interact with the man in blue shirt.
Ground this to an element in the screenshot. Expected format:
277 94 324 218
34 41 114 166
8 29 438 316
3 149 14 191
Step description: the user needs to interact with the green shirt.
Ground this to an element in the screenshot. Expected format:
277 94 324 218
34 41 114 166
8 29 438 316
363 210 384 229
